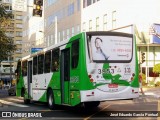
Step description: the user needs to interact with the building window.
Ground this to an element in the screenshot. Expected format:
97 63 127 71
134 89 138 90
96 17 99 31
15 40 22 44
68 3 74 16
47 36 50 46
16 32 22 36
47 0 57 6
67 29 70 39
103 14 108 31
83 0 100 8
4 6 9 10
89 20 92 31
16 24 23 28
77 25 80 34
16 15 23 20
83 0 86 8
62 30 65 40
72 27 74 37
58 32 61 43
77 0 80 11
142 67 159 77
112 11 117 29
83 22 86 32
87 0 92 6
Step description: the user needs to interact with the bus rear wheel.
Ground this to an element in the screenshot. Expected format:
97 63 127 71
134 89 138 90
47 89 56 110
83 101 100 108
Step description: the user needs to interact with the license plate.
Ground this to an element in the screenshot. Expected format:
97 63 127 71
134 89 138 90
108 84 118 88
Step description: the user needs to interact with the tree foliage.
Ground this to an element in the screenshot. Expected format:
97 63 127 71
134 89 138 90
0 4 16 62
153 63 160 74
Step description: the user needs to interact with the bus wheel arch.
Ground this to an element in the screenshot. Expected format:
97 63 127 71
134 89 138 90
47 88 56 110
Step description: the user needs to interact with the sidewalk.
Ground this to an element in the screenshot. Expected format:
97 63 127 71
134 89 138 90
142 86 160 98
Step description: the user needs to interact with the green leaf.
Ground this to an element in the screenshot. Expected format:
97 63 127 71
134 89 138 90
153 63 160 74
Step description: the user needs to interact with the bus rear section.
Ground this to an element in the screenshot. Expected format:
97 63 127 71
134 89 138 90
80 32 139 103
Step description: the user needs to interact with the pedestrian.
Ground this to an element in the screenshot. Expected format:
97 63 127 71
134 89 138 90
139 73 145 95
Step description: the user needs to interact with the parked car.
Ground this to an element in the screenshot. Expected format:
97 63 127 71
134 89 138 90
8 85 16 96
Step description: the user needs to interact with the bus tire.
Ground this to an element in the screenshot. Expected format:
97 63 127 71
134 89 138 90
47 89 56 110
24 98 30 104
83 101 100 108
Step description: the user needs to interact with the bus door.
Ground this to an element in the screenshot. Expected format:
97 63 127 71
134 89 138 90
61 48 70 104
27 61 32 99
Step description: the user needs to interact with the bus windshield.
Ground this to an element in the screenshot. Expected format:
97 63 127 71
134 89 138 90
88 34 133 62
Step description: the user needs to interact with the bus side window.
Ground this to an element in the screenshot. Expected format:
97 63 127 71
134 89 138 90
33 56 37 75
22 60 27 76
72 40 79 69
38 54 44 74
44 51 51 73
52 48 59 72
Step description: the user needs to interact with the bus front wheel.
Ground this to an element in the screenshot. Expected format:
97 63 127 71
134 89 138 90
24 98 30 104
47 89 56 110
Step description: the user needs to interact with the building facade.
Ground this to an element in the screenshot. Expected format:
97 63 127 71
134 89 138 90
22 0 160 83
0 0 23 87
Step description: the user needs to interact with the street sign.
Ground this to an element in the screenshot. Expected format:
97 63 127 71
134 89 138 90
31 48 43 54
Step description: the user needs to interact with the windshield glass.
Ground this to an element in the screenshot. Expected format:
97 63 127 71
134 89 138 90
88 34 133 62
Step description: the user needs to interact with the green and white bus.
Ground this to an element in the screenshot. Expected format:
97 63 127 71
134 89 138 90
16 31 139 109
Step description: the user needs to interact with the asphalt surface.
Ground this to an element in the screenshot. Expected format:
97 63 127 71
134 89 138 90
143 87 160 98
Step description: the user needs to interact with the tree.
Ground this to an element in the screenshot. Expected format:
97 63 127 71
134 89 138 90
0 4 16 62
153 63 160 74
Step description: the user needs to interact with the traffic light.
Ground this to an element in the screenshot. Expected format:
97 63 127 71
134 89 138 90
33 0 43 17
141 52 145 63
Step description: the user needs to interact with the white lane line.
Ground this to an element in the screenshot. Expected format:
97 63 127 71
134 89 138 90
0 99 28 107
145 92 155 95
7 98 24 102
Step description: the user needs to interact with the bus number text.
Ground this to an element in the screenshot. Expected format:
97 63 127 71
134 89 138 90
98 69 114 74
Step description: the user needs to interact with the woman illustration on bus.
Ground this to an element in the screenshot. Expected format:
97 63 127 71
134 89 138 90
94 37 109 60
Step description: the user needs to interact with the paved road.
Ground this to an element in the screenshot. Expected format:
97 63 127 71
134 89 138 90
144 87 160 98
0 88 160 120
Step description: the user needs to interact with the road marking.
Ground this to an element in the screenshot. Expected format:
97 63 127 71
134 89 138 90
7 98 24 102
0 99 28 107
144 92 155 96
84 104 111 120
